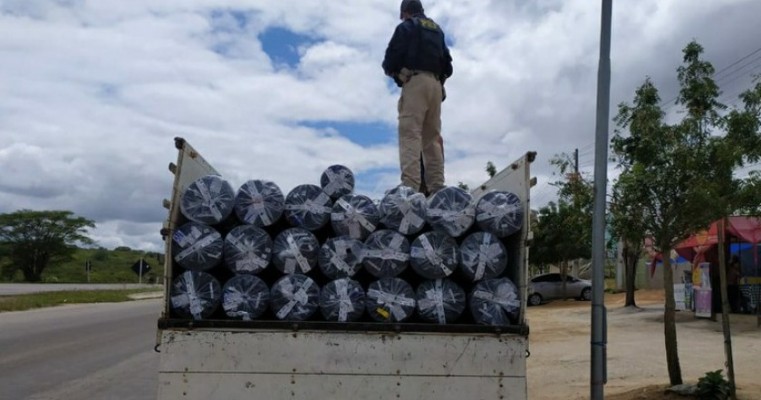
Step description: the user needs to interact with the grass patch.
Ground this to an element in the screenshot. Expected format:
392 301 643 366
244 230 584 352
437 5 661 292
0 289 160 312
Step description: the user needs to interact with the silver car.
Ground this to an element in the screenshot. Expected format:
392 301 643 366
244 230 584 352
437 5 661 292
528 273 592 306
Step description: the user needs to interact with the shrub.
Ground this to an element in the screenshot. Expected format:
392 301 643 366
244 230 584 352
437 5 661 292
696 370 731 400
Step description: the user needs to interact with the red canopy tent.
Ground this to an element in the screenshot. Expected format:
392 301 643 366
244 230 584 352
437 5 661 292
674 216 761 263
647 216 761 278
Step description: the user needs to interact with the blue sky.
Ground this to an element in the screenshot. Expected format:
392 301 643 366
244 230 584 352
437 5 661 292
260 26 316 69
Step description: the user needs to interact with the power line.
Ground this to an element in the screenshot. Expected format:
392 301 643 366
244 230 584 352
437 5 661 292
713 45 761 79
714 53 761 85
721 68 761 108
660 45 761 111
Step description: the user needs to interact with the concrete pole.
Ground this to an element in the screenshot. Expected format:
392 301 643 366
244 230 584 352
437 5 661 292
591 1 612 398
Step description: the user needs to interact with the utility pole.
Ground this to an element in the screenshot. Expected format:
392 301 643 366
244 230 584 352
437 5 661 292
85 260 91 283
591 1 612 399
574 148 579 174
616 239 624 290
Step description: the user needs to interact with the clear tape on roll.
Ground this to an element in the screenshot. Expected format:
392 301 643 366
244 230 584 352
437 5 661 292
323 168 353 195
417 280 447 324
472 289 519 311
368 288 415 321
335 279 353 322
285 233 312 274
275 278 314 320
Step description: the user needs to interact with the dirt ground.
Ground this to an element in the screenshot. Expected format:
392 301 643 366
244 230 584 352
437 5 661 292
527 289 761 399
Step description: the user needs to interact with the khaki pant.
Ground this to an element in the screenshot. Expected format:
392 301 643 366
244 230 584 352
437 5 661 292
397 69 445 194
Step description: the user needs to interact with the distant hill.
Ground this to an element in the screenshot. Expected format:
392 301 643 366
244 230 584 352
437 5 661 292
1 247 165 284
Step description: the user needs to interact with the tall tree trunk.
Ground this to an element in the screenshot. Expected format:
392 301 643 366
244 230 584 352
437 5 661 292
624 241 638 307
717 218 737 399
662 246 683 385
22 266 42 282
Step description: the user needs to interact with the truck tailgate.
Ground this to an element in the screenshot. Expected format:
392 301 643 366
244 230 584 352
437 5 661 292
158 330 527 400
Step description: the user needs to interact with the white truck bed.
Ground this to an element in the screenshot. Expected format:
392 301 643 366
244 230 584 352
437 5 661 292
157 137 535 400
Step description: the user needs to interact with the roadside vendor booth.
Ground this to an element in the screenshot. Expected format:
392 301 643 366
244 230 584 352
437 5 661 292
673 216 761 318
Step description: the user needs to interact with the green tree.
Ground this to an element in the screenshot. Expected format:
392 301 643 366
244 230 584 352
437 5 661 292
92 247 110 261
530 153 593 286
726 79 761 213
609 178 646 308
611 41 761 385
486 161 497 178
0 210 95 282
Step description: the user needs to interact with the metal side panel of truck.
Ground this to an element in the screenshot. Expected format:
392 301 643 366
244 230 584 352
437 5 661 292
157 137 536 400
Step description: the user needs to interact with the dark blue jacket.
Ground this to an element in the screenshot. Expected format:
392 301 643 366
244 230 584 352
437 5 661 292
382 13 453 86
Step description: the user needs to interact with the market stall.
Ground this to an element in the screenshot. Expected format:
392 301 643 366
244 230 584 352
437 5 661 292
673 216 761 318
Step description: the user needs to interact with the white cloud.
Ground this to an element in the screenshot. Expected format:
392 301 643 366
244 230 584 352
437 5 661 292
2 0 760 251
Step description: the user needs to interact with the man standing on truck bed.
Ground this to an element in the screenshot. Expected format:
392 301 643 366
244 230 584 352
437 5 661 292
383 0 453 196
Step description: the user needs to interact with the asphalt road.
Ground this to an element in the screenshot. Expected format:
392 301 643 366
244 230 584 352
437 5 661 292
0 283 162 296
0 299 162 400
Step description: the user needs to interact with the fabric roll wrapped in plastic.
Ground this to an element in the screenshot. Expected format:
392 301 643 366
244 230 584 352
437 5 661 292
469 277 520 326
272 228 320 274
170 270 221 320
180 175 235 225
318 236 364 279
172 222 224 271
320 164 355 200
331 194 380 240
222 274 270 320
223 225 272 275
459 231 508 282
378 186 427 235
425 186 476 237
365 277 416 322
476 191 523 238
270 274 320 321
283 184 333 231
362 229 410 278
234 180 284 227
409 231 460 279
319 278 366 322
416 279 467 324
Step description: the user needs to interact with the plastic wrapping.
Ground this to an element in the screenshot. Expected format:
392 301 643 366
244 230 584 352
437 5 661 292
320 164 355 200
270 274 320 321
283 184 333 230
425 186 476 237
331 194 380 240
318 236 364 279
223 225 272 275
362 229 410 278
221 274 270 320
409 231 460 279
379 186 427 235
170 270 221 320
416 279 467 324
319 278 366 322
476 191 523 237
234 180 284 227
172 222 224 271
180 175 235 225
459 231 508 282
272 228 320 274
469 278 520 326
366 277 416 322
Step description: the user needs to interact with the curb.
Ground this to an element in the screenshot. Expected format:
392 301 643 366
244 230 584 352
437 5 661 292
129 292 164 300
